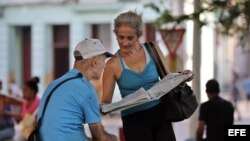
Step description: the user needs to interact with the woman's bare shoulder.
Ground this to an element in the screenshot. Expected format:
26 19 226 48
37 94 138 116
105 53 121 78
106 53 120 68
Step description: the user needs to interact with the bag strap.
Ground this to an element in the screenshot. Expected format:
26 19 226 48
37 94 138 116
36 72 82 127
144 42 167 79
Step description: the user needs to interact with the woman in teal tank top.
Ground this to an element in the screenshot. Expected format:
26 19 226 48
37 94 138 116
116 46 161 116
102 11 177 141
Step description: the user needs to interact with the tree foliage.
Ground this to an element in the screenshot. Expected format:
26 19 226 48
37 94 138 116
145 0 250 35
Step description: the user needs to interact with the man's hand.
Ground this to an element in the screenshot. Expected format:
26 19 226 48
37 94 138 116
89 122 118 141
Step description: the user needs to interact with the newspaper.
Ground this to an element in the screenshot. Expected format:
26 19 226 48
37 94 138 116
101 72 193 114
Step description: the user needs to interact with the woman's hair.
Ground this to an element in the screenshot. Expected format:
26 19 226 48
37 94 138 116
113 10 143 37
25 76 40 94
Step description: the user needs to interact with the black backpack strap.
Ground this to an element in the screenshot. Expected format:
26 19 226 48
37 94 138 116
36 73 82 127
144 42 167 79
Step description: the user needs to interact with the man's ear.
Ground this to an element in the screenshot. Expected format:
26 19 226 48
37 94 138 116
91 57 98 67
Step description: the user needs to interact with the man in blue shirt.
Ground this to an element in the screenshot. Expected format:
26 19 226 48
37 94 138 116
37 39 117 141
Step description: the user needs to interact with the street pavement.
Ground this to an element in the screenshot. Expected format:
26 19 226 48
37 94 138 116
99 99 250 141
11 99 248 141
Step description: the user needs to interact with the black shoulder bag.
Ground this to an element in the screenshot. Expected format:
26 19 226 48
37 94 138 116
28 73 82 141
144 42 198 122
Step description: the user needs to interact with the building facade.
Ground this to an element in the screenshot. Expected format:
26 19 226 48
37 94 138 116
0 0 160 97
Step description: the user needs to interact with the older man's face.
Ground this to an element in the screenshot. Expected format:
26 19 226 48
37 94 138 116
92 55 106 80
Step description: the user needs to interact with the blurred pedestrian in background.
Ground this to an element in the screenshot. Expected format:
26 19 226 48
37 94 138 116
0 82 15 140
5 77 40 122
8 78 22 99
231 72 241 120
242 77 250 108
196 79 234 141
0 96 15 141
3 76 40 140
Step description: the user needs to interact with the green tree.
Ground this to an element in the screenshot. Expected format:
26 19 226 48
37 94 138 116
145 0 250 35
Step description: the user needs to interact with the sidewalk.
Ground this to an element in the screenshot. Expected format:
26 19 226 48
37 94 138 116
100 100 250 141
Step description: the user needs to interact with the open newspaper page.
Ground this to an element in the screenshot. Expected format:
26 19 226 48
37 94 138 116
101 72 193 114
101 88 150 113
147 72 193 99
